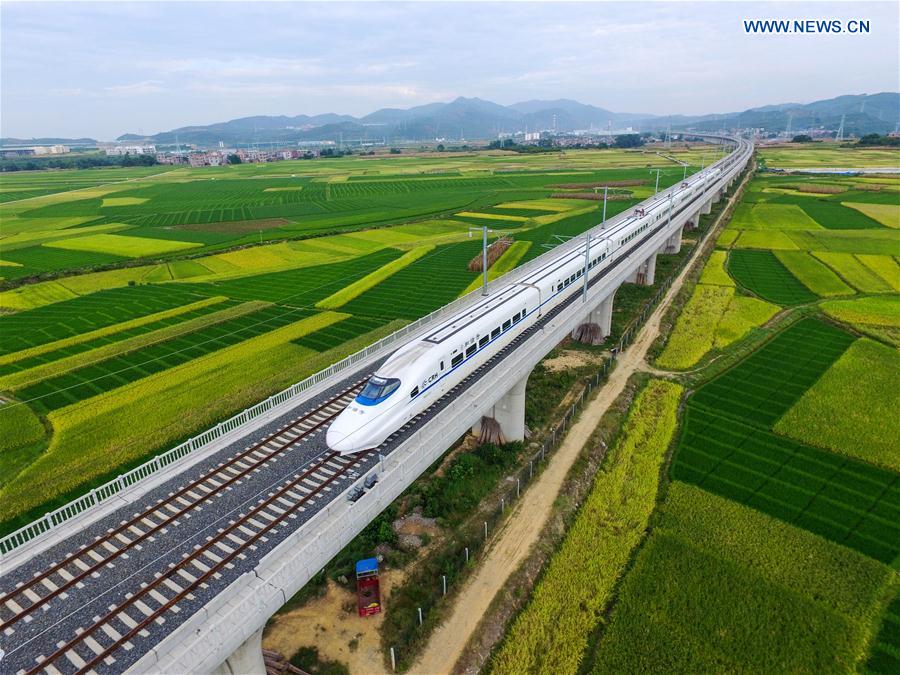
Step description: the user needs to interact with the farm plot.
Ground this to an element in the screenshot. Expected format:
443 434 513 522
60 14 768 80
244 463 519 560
812 252 894 293
672 318 900 564
785 229 899 255
774 251 854 296
0 298 238 378
491 381 682 675
17 304 314 412
45 232 202 257
341 241 483 320
291 315 389 351
795 199 886 230
0 245 126 280
728 202 822 230
590 482 894 674
727 249 817 304
184 248 404 305
657 250 778 370
865 595 900 674
0 284 210 356
821 295 900 346
844 202 900 228
775 339 900 472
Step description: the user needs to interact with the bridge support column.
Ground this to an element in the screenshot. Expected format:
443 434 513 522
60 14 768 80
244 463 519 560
700 199 712 215
212 626 265 675
571 289 616 345
665 225 683 254
626 253 656 286
490 372 529 443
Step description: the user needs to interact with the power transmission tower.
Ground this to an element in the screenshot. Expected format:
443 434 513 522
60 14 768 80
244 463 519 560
836 114 845 142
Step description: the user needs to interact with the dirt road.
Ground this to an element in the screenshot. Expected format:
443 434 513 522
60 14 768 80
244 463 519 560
411 178 748 675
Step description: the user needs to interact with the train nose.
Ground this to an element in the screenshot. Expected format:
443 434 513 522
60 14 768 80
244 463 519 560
326 413 367 455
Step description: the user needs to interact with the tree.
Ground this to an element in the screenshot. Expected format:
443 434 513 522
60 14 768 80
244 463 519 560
614 134 644 148
436 143 446 152
792 134 813 143
227 153 242 164
389 147 401 154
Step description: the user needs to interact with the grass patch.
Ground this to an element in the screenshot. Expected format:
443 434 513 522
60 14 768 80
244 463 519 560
491 380 682 675
589 482 895 673
728 249 817 304
45 233 201 257
798 200 886 230
315 245 434 309
697 250 733 286
775 339 900 472
101 197 148 207
774 250 855 297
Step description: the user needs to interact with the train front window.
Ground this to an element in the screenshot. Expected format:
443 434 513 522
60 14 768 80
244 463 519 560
357 376 401 404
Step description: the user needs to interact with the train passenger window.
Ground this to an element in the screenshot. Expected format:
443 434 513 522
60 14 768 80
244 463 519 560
564 279 570 287
576 270 582 278
466 344 477 357
512 312 520 324
451 353 463 367
479 335 489 348
503 319 511 331
557 283 563 291
491 327 501 339
440 360 445 370
410 386 419 398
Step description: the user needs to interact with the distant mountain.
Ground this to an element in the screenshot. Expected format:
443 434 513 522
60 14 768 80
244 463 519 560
117 92 900 146
668 92 899 135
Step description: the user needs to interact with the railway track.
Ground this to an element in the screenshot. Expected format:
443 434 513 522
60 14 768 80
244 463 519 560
20 448 372 675
0 380 365 640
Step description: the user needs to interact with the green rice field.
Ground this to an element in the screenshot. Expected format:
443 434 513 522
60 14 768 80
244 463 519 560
672 318 900 564
726 249 817 304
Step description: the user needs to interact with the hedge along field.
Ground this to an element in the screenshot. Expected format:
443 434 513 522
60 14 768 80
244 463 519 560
775 339 900 472
0 310 388 525
673 318 900 564
491 380 683 675
821 295 900 347
656 251 778 370
17 304 313 413
590 482 895 674
727 249 817 304
315 244 434 309
774 250 854 296
812 252 895 293
0 285 213 356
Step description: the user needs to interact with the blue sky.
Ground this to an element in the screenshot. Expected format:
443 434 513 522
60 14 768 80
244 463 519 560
2 1 897 139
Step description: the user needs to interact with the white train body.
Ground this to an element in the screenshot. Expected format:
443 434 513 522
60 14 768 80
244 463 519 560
326 155 737 455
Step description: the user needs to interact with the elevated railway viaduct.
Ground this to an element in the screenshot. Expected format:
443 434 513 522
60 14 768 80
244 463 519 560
0 136 753 675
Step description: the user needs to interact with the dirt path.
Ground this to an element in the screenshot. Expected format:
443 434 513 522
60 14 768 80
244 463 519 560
411 176 749 675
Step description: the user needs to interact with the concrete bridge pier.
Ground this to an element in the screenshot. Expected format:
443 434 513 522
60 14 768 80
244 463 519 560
472 371 530 443
626 252 657 286
211 627 265 675
664 225 684 254
571 289 616 345
700 199 713 215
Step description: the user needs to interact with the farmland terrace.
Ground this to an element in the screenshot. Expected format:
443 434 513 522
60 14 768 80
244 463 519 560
0 138 751 674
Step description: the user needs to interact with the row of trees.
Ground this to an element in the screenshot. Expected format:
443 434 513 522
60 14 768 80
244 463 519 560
1 152 158 172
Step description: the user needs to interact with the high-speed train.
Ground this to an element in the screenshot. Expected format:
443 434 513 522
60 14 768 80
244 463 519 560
327 141 747 454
